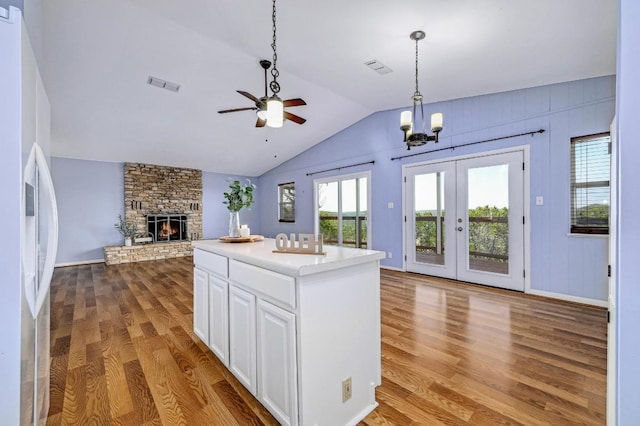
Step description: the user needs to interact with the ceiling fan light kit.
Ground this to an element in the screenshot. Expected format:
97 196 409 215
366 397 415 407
267 95 284 127
400 30 444 150
216 0 306 129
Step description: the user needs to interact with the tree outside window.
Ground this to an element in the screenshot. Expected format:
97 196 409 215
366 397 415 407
278 182 295 223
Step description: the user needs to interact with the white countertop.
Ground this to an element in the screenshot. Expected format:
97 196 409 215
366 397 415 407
192 238 385 277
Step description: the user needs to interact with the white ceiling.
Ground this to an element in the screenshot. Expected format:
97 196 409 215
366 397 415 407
41 0 616 176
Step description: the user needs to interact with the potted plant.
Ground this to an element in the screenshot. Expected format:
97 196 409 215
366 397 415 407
115 214 138 246
223 178 256 237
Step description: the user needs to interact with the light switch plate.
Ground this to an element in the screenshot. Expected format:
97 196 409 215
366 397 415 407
536 196 544 205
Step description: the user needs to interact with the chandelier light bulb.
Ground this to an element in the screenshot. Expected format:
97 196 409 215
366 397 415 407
431 113 443 133
400 110 412 130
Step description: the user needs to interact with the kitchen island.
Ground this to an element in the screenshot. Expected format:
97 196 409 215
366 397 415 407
192 238 385 426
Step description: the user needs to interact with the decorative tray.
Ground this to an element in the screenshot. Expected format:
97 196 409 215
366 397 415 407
219 235 265 243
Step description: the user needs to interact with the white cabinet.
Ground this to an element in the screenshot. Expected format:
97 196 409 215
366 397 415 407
257 299 298 426
229 285 257 394
193 267 209 344
193 242 384 426
208 275 229 366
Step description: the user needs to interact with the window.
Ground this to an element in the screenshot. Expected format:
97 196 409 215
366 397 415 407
278 182 295 223
570 132 610 234
314 172 370 248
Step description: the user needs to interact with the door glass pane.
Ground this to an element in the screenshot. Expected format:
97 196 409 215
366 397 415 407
341 179 356 247
318 182 339 245
414 172 445 265
467 164 509 274
358 178 368 248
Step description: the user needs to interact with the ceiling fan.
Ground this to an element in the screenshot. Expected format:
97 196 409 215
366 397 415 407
217 59 307 127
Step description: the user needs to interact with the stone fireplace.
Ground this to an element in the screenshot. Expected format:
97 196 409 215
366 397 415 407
104 162 203 265
147 214 188 242
123 162 202 238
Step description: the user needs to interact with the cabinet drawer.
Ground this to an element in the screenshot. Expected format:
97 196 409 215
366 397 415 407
229 260 296 310
194 249 228 278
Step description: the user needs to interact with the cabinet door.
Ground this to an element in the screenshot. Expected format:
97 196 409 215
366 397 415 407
193 267 209 344
208 275 229 366
257 300 298 426
229 285 257 394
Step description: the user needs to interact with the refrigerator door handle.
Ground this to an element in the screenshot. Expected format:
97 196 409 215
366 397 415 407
22 143 58 318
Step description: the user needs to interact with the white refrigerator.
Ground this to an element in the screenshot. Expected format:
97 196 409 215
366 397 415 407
0 6 58 426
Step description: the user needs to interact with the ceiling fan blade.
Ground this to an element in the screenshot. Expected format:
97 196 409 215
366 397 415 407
256 117 266 128
218 107 257 114
237 90 260 103
284 111 307 125
283 98 307 107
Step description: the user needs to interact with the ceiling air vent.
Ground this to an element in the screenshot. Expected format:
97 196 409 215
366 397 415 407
364 59 393 75
147 76 181 92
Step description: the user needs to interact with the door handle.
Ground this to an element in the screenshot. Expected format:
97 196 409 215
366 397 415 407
457 226 463 232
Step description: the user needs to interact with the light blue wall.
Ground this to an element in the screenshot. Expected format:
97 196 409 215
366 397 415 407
51 157 124 263
616 0 640 423
202 172 260 239
258 76 615 302
50 157 260 263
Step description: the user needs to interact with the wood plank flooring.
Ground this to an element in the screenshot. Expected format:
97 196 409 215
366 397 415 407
47 257 607 425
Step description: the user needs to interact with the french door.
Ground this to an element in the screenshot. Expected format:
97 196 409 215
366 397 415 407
405 151 525 291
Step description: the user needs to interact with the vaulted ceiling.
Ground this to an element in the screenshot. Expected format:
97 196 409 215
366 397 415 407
41 0 616 176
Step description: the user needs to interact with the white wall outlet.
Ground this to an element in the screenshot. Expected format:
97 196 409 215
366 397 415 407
387 202 394 209
387 252 392 259
536 196 544 206
342 377 352 402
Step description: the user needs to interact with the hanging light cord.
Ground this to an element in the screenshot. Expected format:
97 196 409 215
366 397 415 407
413 36 425 130
270 0 280 96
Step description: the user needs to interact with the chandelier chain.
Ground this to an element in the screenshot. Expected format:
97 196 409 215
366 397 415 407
412 35 425 125
414 37 420 98
270 0 280 95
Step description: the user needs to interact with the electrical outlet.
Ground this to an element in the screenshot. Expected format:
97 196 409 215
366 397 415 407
342 377 352 402
387 251 392 259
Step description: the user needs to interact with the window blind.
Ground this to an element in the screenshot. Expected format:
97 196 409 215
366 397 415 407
570 133 610 234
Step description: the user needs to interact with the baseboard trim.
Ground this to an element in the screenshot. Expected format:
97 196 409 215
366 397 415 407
527 289 608 308
55 259 105 268
380 265 404 272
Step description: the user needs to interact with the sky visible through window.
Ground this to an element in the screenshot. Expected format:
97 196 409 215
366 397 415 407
414 165 509 212
318 178 367 213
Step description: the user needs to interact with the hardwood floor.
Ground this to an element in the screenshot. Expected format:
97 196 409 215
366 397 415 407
46 257 607 425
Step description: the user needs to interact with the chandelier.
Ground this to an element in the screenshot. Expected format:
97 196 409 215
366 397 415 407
400 30 443 150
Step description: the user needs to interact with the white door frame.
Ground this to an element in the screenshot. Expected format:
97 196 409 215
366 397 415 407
607 117 617 426
402 145 531 292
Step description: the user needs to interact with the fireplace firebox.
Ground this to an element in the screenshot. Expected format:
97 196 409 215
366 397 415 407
147 214 188 242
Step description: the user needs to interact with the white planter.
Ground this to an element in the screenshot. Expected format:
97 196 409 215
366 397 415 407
124 237 132 247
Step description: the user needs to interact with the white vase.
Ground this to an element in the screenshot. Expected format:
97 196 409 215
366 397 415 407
229 211 240 237
124 237 132 247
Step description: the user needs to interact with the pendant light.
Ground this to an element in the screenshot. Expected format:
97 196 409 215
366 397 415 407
266 0 284 128
400 30 444 150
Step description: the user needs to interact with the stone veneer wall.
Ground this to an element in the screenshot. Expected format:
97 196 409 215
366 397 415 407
106 163 203 265
124 162 202 240
104 241 193 265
